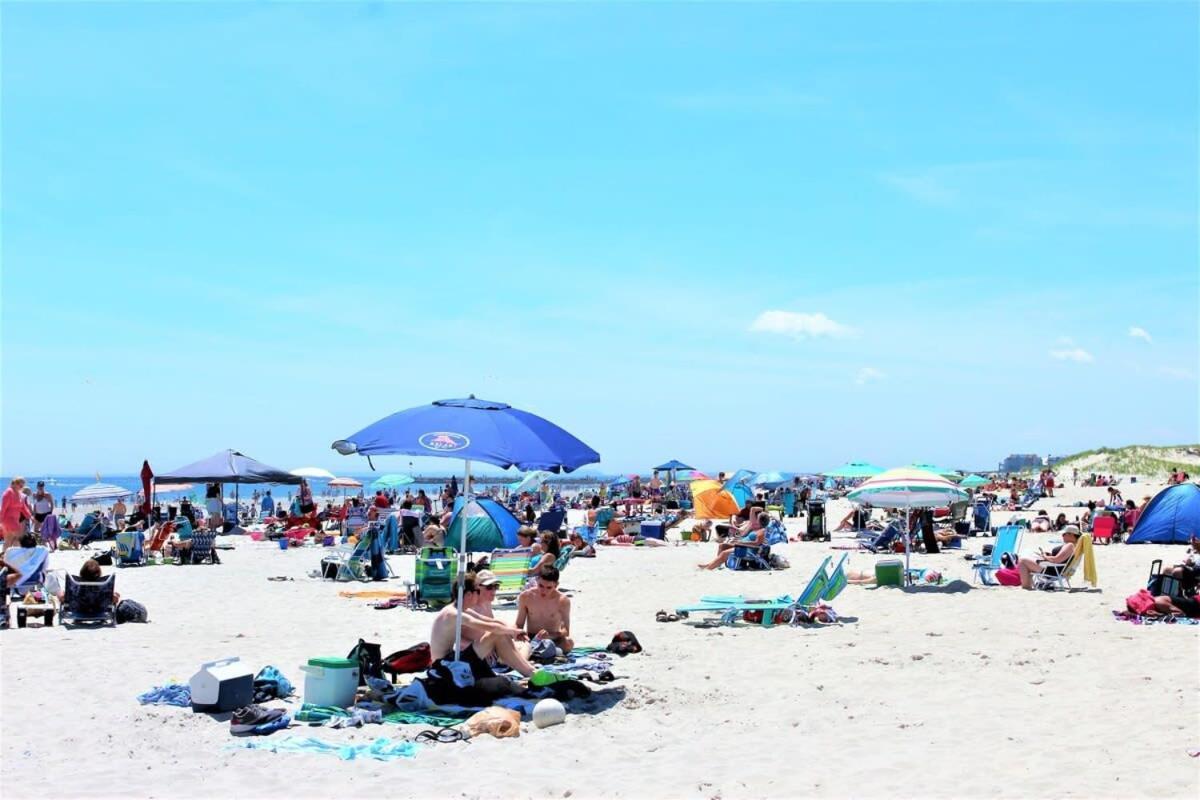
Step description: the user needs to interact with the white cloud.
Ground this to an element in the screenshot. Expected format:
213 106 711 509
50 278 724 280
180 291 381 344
1159 366 1194 381
749 311 852 339
1129 326 1153 343
1049 347 1094 363
855 367 885 385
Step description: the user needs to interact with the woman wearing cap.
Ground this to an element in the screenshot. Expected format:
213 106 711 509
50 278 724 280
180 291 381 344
1018 526 1080 590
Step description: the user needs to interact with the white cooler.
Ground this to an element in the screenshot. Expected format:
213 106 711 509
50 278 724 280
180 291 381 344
189 656 254 713
300 657 359 708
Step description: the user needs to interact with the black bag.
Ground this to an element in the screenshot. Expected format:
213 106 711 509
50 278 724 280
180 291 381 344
94 550 114 566
320 558 339 580
606 630 642 656
348 639 383 686
116 599 148 623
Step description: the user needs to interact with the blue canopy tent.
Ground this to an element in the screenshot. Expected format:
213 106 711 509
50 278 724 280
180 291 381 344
609 475 632 487
1126 483 1200 544
332 395 599 665
154 449 301 519
446 496 521 552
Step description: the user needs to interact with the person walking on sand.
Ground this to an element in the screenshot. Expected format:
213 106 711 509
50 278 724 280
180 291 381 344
31 481 55 534
2 477 33 550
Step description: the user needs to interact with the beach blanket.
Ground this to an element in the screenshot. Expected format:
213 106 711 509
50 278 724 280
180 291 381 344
338 590 408 600
1111 610 1199 626
138 684 192 707
231 735 421 761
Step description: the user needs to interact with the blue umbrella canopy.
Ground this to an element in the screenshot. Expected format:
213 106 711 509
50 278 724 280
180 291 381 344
654 459 694 471
333 396 599 473
333 395 598 663
750 471 789 488
372 474 415 489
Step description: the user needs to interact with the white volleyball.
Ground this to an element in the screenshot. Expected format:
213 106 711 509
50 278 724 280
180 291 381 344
532 698 566 729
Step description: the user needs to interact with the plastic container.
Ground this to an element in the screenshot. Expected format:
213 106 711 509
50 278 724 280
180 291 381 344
875 559 904 587
278 538 289 550
189 656 254 712
249 531 264 541
323 535 335 547
300 657 359 708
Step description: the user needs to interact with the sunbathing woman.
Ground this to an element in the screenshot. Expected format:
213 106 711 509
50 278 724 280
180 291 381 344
1018 526 1079 590
698 512 768 570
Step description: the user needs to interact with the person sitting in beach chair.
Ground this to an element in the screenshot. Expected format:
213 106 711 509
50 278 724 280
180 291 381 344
58 568 118 627
529 531 560 576
566 530 595 558
1018 525 1081 590
55 558 120 605
698 512 769 570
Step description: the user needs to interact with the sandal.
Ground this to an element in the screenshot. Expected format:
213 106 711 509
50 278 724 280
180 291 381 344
415 727 466 744
655 610 680 623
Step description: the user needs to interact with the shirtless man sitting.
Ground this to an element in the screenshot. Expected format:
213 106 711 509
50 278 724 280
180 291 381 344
515 564 573 654
429 573 538 678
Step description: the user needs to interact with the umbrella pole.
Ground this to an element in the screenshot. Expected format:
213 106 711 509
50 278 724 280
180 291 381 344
452 459 472 662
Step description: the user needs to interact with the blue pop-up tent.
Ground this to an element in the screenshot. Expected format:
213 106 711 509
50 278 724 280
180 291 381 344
446 496 521 552
1126 483 1200 544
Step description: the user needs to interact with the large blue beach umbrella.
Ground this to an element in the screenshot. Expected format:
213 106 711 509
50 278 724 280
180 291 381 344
332 396 599 663
750 471 790 489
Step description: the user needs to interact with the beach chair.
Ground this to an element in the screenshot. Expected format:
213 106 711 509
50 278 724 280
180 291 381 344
1092 515 1117 545
488 548 536 600
115 531 146 567
973 525 1022 585
725 542 772 571
859 523 901 553
71 513 106 547
5 546 50 595
329 525 391 582
60 574 117 627
822 554 849 602
1031 535 1091 591
972 500 991 535
680 556 832 627
536 509 566 534
181 529 218 565
554 545 575 571
415 546 457 608
146 521 174 555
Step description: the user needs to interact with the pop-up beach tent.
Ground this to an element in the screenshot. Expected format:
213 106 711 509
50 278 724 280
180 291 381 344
156 449 301 485
1125 483 1200 544
446 496 522 552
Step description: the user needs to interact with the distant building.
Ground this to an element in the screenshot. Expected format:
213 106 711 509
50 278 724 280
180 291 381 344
998 453 1043 473
1046 455 1066 467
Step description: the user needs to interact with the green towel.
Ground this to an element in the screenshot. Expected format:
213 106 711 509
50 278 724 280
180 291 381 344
383 710 468 727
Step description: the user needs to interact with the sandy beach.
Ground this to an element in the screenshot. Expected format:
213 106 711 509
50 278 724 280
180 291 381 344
2 479 1197 800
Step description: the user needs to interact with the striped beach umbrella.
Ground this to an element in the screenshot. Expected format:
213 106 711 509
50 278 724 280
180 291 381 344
71 482 132 504
847 468 968 582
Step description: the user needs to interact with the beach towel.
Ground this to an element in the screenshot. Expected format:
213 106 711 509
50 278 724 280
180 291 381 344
138 684 192 707
230 735 421 761
40 514 62 545
5 546 49 590
1111 610 1199 626
1076 534 1099 587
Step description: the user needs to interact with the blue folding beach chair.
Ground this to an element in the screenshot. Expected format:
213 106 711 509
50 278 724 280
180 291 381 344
972 500 991 535
116 530 146 566
536 509 566 534
859 523 902 553
973 525 1022 585
680 556 832 627
726 542 772 571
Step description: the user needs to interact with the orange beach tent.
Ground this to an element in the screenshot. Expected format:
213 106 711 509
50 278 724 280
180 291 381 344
691 479 739 519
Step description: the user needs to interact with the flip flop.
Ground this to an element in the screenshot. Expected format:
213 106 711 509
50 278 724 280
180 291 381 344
655 610 680 623
415 727 467 744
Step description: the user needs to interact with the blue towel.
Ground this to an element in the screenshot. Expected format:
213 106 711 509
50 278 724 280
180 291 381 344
232 735 421 761
138 684 192 707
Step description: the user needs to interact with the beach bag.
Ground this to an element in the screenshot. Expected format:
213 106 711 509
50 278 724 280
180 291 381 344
606 630 642 656
995 567 1021 586
116 599 148 623
348 639 384 686
1126 589 1156 616
464 706 520 739
383 643 431 679
529 638 560 663
94 550 114 566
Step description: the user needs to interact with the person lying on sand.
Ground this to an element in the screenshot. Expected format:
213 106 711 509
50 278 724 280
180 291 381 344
698 512 768 570
429 572 536 678
516 564 573 654
566 530 595 557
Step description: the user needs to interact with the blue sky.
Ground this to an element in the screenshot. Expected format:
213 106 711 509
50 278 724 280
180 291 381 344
3 2 1197 476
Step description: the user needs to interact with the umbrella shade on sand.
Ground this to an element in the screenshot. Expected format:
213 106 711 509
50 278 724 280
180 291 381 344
332 395 599 667
824 462 886 478
847 467 968 582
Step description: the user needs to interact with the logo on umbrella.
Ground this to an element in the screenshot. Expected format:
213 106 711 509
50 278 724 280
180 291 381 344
419 432 470 452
